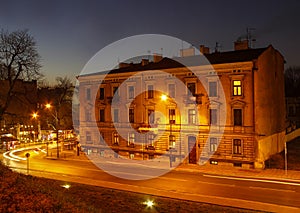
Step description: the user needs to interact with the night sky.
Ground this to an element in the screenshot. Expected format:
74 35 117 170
0 0 299 83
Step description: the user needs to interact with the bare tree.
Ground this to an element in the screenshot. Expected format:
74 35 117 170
0 29 42 120
38 76 74 130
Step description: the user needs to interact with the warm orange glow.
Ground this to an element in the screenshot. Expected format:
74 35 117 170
32 112 38 119
143 200 155 208
160 94 168 101
45 103 52 109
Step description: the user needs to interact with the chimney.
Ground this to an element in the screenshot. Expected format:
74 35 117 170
153 53 163 63
234 39 249 51
119 62 130 68
141 59 149 66
200 45 210 54
180 47 195 57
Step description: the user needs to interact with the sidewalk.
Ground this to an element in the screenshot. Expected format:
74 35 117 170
52 150 300 182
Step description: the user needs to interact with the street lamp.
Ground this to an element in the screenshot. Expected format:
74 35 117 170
161 94 177 168
31 112 40 143
45 103 60 158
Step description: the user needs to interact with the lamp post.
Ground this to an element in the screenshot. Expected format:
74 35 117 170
31 112 40 143
161 94 177 168
285 141 288 175
45 103 60 158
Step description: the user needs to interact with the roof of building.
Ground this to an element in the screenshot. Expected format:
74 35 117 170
80 46 270 77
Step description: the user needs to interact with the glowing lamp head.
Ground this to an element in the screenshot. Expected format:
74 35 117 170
161 94 168 101
32 112 38 119
45 103 51 109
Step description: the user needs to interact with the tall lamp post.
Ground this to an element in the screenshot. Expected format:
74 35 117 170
161 94 177 168
45 103 60 158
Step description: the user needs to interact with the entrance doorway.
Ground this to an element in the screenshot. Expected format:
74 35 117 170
188 136 197 164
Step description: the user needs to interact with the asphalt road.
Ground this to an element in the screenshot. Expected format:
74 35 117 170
2 147 300 212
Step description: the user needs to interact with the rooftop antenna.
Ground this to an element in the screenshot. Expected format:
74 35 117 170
247 27 256 48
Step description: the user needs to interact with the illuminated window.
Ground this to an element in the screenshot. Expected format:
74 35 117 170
113 132 119 144
99 88 105 100
168 84 175 98
209 82 217 97
209 109 217 125
188 109 196 124
128 133 135 146
233 80 242 96
233 139 242 154
148 109 155 124
169 109 175 124
129 108 134 123
210 138 218 152
187 82 196 96
86 88 91 100
233 109 242 126
99 109 105 122
113 109 119 123
169 135 175 148
148 85 154 99
128 86 134 99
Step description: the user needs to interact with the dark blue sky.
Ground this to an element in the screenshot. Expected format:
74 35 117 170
1 0 299 83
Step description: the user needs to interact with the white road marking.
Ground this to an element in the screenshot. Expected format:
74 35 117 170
249 186 296 193
203 174 300 186
198 180 235 187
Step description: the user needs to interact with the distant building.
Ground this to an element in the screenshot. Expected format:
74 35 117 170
286 97 300 129
0 80 37 138
77 40 286 169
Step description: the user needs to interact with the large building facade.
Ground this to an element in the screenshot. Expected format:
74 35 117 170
78 41 286 169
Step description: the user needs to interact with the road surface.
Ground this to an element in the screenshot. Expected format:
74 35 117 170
2 147 300 212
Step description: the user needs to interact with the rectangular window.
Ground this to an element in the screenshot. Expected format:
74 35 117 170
113 86 118 95
128 86 134 99
129 108 134 123
209 82 217 97
113 109 119 123
188 109 196 124
187 82 196 96
86 88 91 100
148 134 155 146
210 138 218 152
169 109 175 124
168 84 175 98
113 132 119 144
86 131 92 144
210 109 217 125
233 80 242 96
128 133 135 146
233 139 242 154
169 134 176 148
99 109 105 122
99 88 105 100
148 85 154 99
148 109 155 124
85 111 91 121
233 109 242 126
